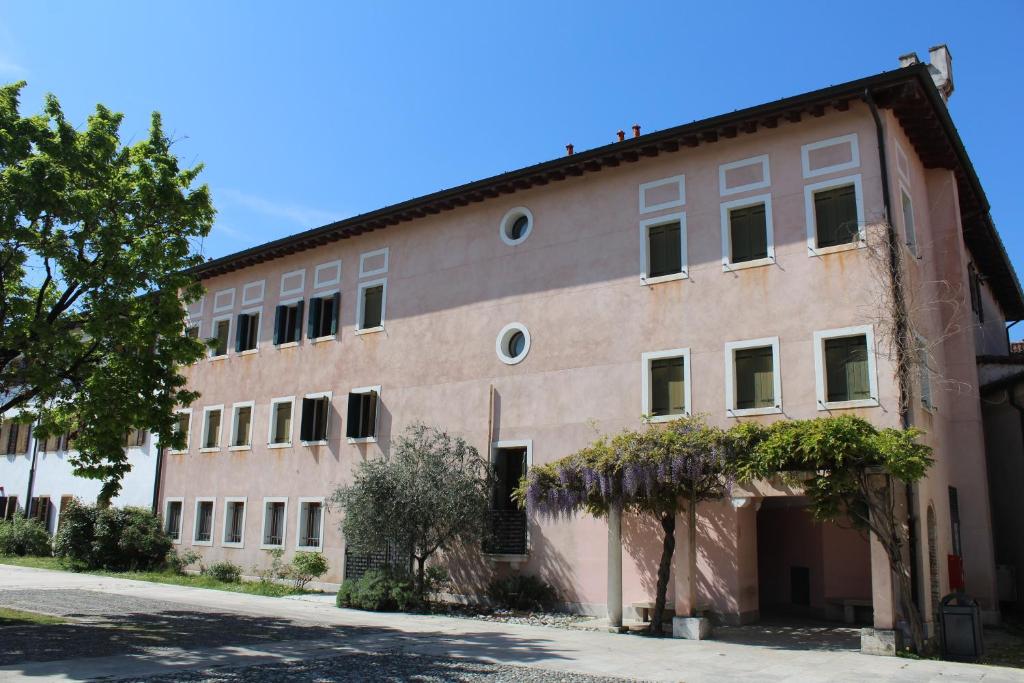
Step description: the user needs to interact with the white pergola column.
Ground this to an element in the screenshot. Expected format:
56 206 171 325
607 502 623 630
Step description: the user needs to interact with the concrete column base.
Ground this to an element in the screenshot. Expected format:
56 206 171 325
860 628 902 656
672 616 712 640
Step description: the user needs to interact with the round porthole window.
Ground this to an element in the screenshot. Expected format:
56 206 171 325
499 207 533 246
496 322 531 365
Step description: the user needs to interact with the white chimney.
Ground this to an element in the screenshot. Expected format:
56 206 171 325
928 44 954 101
898 52 921 68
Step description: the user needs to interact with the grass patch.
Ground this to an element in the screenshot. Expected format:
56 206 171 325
0 555 313 598
0 606 66 626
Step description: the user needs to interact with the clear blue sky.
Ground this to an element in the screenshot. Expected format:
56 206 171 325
2 1 1021 279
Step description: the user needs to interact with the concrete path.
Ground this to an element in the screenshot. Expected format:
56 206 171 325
0 564 1021 682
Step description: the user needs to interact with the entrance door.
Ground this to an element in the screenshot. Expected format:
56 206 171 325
485 447 528 555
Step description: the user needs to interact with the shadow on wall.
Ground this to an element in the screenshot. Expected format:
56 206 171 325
696 502 740 618
621 511 666 603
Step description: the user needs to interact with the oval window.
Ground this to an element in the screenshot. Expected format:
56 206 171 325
496 323 531 365
499 207 533 246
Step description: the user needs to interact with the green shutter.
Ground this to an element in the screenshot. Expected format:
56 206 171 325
647 222 681 277
307 297 322 339
730 204 767 263
362 286 383 328
735 347 774 409
825 336 870 402
329 293 341 335
650 357 685 416
814 185 858 248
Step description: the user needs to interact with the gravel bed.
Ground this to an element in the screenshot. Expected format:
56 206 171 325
121 650 639 682
429 606 596 631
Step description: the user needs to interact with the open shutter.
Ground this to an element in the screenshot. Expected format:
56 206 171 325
273 306 285 345
235 314 246 352
753 348 775 408
329 293 341 335
346 393 361 438
307 298 322 339
300 398 314 441
364 391 378 438
293 300 305 342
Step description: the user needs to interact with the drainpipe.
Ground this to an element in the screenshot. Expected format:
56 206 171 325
24 423 38 519
151 443 164 515
864 88 922 611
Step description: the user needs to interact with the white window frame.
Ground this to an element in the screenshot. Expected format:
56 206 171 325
639 212 688 284
347 385 381 444
209 315 232 360
212 288 235 313
169 408 192 454
719 154 771 196
228 401 255 451
916 334 936 412
813 325 879 411
200 405 224 452
894 141 911 185
164 497 184 545
267 396 295 448
221 496 247 549
499 207 534 246
641 348 692 422
295 497 327 552
301 391 332 446
355 278 387 334
724 336 782 417
801 133 860 179
359 247 390 278
314 260 342 289
720 194 775 271
188 296 205 320
898 183 919 258
192 496 216 546
260 497 289 549
495 323 531 365
237 306 262 355
241 280 265 306
804 174 865 256
280 269 306 297
638 174 685 214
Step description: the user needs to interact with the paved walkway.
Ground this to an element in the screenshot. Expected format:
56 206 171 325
0 564 1021 682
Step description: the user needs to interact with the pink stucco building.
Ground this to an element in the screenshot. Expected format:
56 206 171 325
158 47 1023 650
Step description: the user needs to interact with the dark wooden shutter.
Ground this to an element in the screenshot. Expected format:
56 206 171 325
647 222 681 277
315 397 329 440
307 297 322 339
346 393 361 438
650 357 685 416
730 204 767 263
815 185 857 247
300 397 315 441
363 391 378 438
329 293 341 335
235 314 246 352
362 287 383 328
293 300 305 342
273 306 285 345
735 347 774 409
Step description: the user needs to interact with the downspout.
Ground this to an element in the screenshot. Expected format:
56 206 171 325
151 443 164 515
24 423 38 519
864 88 922 610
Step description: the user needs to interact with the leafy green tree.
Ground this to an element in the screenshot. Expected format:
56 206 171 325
729 416 933 653
0 82 214 503
517 416 731 634
331 423 493 599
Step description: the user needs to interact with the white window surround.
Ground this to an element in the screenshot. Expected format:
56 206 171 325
641 348 692 422
358 248 389 278
200 405 224 452
639 212 688 284
916 334 936 412
355 278 387 334
898 183 919 258
221 496 247 549
260 497 288 549
229 401 255 451
724 336 783 417
212 288 235 313
314 260 342 289
188 296 205 319
498 207 533 247
894 141 911 184
295 497 326 552
169 409 192 454
804 174 866 256
495 323 531 366
487 439 533 559
280 269 306 297
719 154 771 196
813 325 880 411
301 391 332 446
347 385 381 444
209 315 232 360
267 396 295 448
638 175 685 214
192 497 215 546
238 307 262 355
720 194 776 271
801 133 860 179
241 280 265 306
164 497 184 545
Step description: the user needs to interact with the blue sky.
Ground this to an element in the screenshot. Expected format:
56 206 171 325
1 1 1022 279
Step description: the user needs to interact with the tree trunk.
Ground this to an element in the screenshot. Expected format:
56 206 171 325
687 493 697 617
649 511 676 636
892 551 927 654
415 555 427 602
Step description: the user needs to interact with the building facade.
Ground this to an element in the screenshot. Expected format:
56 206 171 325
158 49 1022 642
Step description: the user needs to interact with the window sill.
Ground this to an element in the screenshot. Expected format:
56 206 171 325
355 326 384 336
267 442 292 449
193 540 213 547
260 543 285 551
311 335 337 344
723 256 774 272
347 436 377 444
276 341 300 349
646 412 689 424
818 398 879 411
167 449 188 455
199 447 221 453
484 553 529 562
301 440 328 447
239 348 259 356
902 241 922 261
222 542 244 549
208 355 228 362
296 544 323 553
228 445 251 452
808 240 864 257
727 406 782 418
641 272 688 286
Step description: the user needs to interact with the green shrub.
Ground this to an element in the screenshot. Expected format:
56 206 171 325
289 551 329 589
204 560 242 583
53 502 171 571
336 569 418 611
0 515 52 557
165 549 202 575
487 573 558 611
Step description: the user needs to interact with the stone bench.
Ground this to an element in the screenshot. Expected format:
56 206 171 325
824 597 872 624
632 601 675 623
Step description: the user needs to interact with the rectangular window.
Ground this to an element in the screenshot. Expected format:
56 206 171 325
1 496 17 520
273 301 304 345
308 293 341 339
41 432 62 452
165 500 183 541
298 500 323 549
641 349 690 421
916 337 934 410
968 264 985 323
30 497 51 530
211 318 230 357
224 499 245 546
813 184 859 248
235 311 260 352
263 500 286 547
359 283 385 330
171 411 191 452
900 188 917 255
346 389 379 440
194 500 214 544
728 203 768 264
948 486 962 556
202 408 222 450
824 336 870 402
0 421 30 456
269 399 293 446
123 429 147 448
735 347 775 410
185 324 200 340
646 220 682 278
230 404 253 448
300 395 330 443
485 444 529 555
